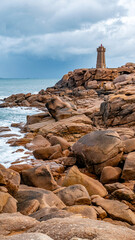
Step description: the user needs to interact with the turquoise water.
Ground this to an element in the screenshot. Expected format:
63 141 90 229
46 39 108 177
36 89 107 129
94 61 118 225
0 78 58 166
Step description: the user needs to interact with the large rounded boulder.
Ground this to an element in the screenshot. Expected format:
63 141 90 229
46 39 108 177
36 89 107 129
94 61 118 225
72 130 124 175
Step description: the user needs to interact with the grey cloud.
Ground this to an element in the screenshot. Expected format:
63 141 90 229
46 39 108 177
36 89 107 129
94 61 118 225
0 17 131 60
0 0 125 37
0 0 134 78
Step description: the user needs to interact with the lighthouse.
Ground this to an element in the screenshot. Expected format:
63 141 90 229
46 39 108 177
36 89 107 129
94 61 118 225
96 44 106 68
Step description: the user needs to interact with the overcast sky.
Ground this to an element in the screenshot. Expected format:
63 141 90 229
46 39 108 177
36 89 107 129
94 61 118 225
0 0 135 78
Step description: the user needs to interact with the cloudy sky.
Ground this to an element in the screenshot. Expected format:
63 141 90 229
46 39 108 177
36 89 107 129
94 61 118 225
0 0 135 78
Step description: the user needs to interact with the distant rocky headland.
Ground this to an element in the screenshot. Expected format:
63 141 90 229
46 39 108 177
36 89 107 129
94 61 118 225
0 62 135 240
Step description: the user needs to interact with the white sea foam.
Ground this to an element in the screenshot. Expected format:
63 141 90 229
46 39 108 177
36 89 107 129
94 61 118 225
0 78 58 167
0 106 42 167
0 96 8 99
33 91 38 94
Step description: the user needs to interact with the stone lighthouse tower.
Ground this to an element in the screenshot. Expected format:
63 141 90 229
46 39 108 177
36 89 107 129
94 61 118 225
96 44 106 68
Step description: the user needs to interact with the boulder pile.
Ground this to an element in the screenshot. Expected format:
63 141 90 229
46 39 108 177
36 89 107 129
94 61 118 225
0 62 135 239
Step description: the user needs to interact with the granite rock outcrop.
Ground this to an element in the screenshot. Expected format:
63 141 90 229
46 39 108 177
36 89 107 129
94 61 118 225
0 63 135 239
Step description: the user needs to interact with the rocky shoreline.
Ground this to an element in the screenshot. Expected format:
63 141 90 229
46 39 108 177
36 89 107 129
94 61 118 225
0 62 135 240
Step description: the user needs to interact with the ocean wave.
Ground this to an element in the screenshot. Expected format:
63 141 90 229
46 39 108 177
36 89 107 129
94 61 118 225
0 106 42 167
33 91 38 94
0 139 35 168
0 96 8 99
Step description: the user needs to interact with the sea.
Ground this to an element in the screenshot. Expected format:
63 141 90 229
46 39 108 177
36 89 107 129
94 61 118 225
0 78 58 167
